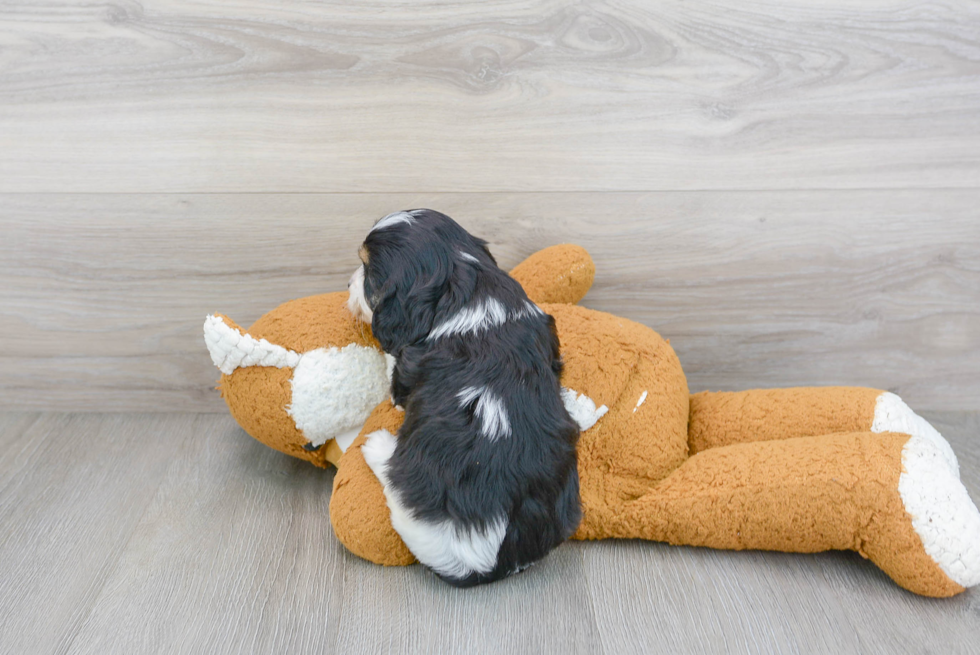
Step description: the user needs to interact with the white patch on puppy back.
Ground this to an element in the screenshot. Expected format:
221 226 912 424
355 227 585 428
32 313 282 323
561 388 608 431
457 386 483 407
287 344 389 447
203 314 300 375
361 429 507 579
513 300 546 321
371 211 415 232
428 298 509 340
633 390 648 413
872 392 959 477
459 251 479 263
458 386 511 440
898 432 980 588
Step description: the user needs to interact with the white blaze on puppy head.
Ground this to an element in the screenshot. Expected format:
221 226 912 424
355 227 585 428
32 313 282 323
371 211 416 233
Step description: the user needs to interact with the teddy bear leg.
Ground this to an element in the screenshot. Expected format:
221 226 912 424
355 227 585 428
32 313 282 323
328 407 416 567
508 244 595 306
689 388 960 477
611 431 980 597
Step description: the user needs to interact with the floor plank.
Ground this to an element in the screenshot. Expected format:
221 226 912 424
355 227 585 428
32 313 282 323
2 191 977 412
0 414 191 655
64 415 345 655
334 543 603 655
2 1 979 192
0 412 975 654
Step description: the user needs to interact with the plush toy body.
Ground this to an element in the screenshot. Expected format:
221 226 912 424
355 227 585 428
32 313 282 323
205 245 980 597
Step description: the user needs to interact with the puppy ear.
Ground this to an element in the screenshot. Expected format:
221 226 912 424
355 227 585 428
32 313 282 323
473 236 497 266
371 289 432 354
371 256 478 353
433 259 477 321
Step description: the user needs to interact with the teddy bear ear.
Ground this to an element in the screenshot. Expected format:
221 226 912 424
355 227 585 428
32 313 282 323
509 244 595 306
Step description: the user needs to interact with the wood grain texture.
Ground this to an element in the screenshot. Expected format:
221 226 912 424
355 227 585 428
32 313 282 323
0 414 190 655
0 411 976 654
64 415 345 655
2 191 977 412
1 1 979 192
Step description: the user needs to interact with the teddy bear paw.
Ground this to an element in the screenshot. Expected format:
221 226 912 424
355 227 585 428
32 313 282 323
872 392 959 477
898 429 980 588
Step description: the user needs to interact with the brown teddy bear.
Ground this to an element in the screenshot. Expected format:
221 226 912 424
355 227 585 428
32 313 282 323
204 245 979 597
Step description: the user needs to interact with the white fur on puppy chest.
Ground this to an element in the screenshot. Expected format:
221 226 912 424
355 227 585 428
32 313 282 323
347 265 373 323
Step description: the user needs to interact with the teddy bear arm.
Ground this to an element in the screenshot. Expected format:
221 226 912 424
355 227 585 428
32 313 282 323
688 387 885 454
508 244 595 306
611 431 979 597
329 404 416 566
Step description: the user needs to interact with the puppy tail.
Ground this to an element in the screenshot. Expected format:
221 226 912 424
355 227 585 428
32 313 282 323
203 314 301 375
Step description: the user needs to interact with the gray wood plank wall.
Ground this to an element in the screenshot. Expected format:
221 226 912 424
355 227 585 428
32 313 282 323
1 1 978 412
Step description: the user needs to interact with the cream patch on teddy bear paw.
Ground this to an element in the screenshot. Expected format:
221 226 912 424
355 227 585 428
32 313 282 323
872 392 959 477
899 431 980 588
875 392 980 587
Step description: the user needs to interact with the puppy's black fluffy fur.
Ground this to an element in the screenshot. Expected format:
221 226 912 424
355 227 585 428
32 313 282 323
357 209 581 586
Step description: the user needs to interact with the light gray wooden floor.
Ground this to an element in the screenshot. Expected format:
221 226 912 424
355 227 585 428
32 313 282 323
0 411 977 655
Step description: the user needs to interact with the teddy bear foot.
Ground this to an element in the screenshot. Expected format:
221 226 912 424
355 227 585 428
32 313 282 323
893 425 980 593
872 392 959 478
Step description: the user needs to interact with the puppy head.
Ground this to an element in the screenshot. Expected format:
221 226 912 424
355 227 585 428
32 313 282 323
347 209 494 354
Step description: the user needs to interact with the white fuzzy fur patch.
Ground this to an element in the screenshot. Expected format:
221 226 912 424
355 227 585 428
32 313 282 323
203 314 300 375
873 392 959 477
362 429 507 579
898 432 980 588
287 344 390 447
873 392 980 588
561 388 608 431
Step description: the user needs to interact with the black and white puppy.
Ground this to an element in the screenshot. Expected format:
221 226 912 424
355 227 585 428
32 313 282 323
347 209 581 587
